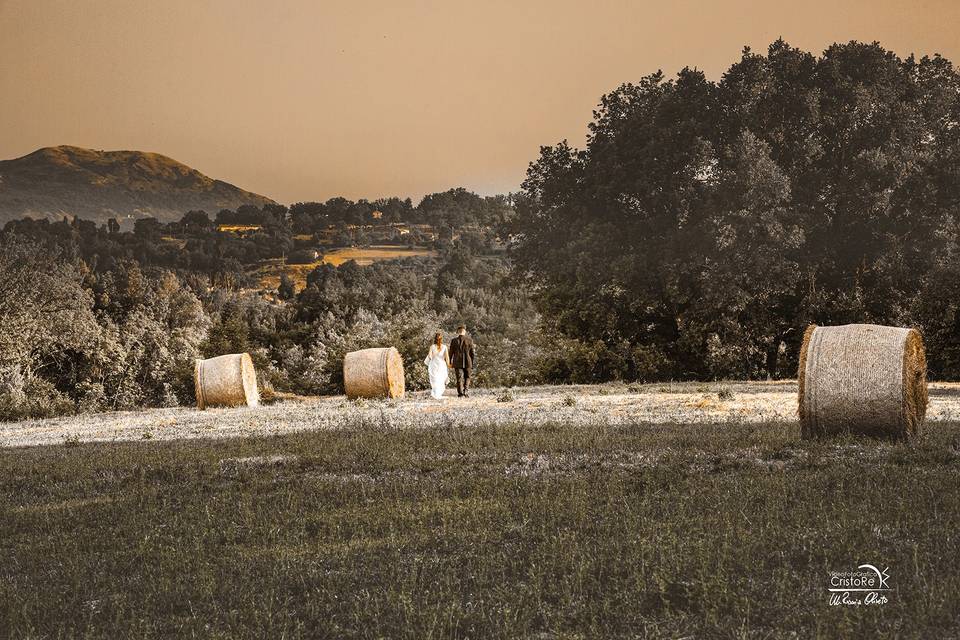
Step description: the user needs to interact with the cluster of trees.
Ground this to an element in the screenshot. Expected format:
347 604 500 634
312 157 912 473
2 185 515 292
288 188 514 234
289 197 415 229
214 204 290 227
247 255 540 397
0 187 537 420
5 215 272 288
512 40 960 381
0 237 207 419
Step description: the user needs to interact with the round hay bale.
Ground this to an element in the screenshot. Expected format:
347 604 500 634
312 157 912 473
343 347 405 399
194 353 260 410
798 323 927 439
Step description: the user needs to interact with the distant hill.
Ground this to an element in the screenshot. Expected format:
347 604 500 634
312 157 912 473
0 146 277 225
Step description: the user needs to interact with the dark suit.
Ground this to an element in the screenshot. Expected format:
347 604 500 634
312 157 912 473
448 334 476 396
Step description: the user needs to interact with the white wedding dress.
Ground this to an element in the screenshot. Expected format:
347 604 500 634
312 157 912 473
424 344 449 399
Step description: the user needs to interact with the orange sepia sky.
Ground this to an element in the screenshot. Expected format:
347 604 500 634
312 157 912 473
1 0 959 204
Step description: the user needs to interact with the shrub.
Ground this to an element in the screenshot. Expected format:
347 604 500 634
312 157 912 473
287 249 319 264
536 336 630 384
0 377 75 422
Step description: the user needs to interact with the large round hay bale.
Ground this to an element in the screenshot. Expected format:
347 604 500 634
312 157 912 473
798 324 927 439
194 353 260 409
343 347 405 399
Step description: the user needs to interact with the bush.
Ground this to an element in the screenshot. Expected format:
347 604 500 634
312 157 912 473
536 336 630 384
0 377 75 422
287 249 318 265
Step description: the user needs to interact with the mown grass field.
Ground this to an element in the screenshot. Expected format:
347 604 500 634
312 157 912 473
2 414 959 638
321 245 437 267
257 245 438 290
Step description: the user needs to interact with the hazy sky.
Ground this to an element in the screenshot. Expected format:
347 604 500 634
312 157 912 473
1 0 958 204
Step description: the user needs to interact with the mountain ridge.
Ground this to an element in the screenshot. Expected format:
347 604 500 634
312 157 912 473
0 145 277 225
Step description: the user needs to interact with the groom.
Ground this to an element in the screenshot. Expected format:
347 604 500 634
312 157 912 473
448 324 476 397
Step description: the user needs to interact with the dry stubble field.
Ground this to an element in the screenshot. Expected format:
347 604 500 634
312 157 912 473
4 380 960 448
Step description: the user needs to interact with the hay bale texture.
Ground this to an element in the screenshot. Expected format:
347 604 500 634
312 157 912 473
343 347 405 399
798 324 927 439
194 353 260 409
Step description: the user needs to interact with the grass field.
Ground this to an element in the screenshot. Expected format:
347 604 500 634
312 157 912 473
257 245 437 290
256 258 326 291
321 245 437 267
218 224 262 233
2 385 960 637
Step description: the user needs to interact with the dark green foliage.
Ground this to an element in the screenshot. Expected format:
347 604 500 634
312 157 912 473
202 303 252 358
287 245 540 394
286 249 317 264
277 273 296 300
512 40 960 381
287 189 511 235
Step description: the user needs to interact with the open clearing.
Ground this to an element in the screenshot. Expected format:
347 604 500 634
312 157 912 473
257 245 437 290
256 258 323 291
4 380 960 449
321 245 437 266
218 224 262 233
2 384 959 637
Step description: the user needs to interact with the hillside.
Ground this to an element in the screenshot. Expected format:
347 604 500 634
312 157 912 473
0 146 276 225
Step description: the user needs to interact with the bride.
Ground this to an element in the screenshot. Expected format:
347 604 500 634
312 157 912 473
423 332 451 399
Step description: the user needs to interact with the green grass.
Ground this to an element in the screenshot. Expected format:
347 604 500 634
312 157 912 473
2 420 959 638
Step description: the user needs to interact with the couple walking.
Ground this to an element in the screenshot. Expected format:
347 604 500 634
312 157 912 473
423 325 475 399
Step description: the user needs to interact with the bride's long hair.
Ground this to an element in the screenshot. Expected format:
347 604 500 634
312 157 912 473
434 332 443 348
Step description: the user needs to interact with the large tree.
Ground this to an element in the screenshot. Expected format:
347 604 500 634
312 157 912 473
511 40 960 380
